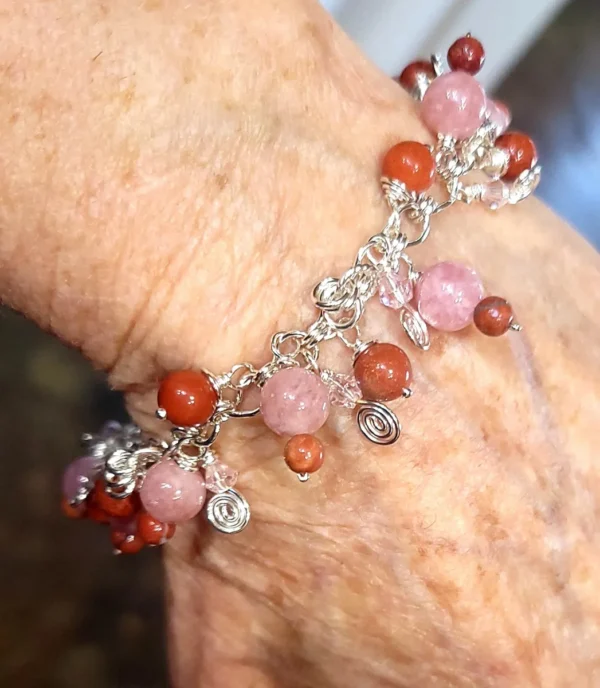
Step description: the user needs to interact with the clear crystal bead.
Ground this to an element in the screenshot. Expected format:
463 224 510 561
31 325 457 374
205 461 238 493
321 370 362 409
481 180 509 210
379 272 414 310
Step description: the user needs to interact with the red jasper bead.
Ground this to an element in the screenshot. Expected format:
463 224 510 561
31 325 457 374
284 434 324 474
496 132 538 181
92 480 140 518
61 496 87 519
87 502 111 524
137 511 175 546
111 529 145 554
354 343 412 402
398 60 436 91
381 141 436 194
474 296 514 336
447 35 485 75
158 370 218 427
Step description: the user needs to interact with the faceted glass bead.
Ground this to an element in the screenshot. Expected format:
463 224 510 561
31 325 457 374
481 180 509 210
421 71 487 139
416 261 484 332
379 272 414 310
323 371 363 409
205 460 238 493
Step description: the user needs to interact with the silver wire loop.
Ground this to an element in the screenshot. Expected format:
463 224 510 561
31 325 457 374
356 401 401 445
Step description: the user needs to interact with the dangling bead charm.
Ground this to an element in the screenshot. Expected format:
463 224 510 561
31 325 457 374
495 131 538 181
260 367 330 436
92 480 140 518
447 35 485 75
416 261 484 332
205 460 238 493
62 455 104 504
474 296 517 336
157 370 218 427
284 434 324 475
137 512 176 546
381 141 436 194
321 370 363 409
353 343 412 402
421 71 487 139
140 461 207 523
398 60 436 94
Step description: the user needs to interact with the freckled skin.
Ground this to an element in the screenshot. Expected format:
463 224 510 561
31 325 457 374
0 1 600 687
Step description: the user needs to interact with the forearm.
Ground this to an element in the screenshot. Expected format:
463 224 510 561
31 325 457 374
2 2 600 687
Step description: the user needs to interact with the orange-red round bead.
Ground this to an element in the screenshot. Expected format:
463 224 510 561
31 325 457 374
61 496 87 519
111 529 145 554
354 343 412 402
137 511 175 546
474 296 514 336
284 434 324 474
398 60 436 91
87 502 111 524
92 480 140 518
381 141 436 194
447 35 485 75
496 132 538 181
158 370 218 427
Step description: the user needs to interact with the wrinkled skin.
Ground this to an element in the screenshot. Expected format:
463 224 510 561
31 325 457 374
1 1 599 686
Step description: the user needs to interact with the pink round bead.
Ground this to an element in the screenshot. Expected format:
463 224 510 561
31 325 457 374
261 367 330 436
416 261 484 332
486 98 511 135
140 461 206 523
62 455 104 502
421 72 487 139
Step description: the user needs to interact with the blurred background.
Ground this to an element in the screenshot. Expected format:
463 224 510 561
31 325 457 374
1 0 598 685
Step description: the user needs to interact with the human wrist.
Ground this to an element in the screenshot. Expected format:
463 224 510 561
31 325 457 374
0 0 424 386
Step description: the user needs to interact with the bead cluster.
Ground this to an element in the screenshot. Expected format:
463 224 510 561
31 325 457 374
62 35 538 552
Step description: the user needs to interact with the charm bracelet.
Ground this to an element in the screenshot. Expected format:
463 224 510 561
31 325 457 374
60 35 540 554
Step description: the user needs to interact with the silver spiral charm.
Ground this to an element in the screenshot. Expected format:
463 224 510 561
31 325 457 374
206 489 250 534
356 401 401 445
399 304 430 351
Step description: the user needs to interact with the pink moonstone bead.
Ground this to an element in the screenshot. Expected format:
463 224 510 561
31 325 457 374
62 455 104 502
140 461 206 523
421 72 487 139
261 367 330 436
416 261 484 332
486 98 512 135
